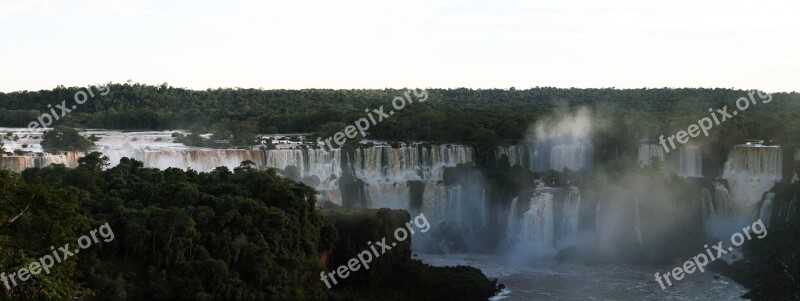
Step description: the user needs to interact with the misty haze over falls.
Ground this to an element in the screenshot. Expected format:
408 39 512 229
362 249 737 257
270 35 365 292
2 122 795 262
2 109 797 299
4 117 794 262
1 108 797 300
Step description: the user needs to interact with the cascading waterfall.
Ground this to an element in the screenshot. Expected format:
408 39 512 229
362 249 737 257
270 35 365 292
722 145 782 219
758 192 775 226
0 156 37 171
551 142 592 172
265 148 342 184
1 143 472 211
506 197 520 240
701 188 715 224
507 187 582 249
422 183 450 222
638 143 702 177
355 145 473 183
365 182 411 209
713 182 735 217
521 192 555 247
676 145 702 177
638 144 665 167
496 141 592 172
0 152 84 171
495 145 525 167
102 148 264 172
634 196 642 245
559 189 581 243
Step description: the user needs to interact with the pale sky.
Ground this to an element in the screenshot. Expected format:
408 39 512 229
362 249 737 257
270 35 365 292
0 0 798 92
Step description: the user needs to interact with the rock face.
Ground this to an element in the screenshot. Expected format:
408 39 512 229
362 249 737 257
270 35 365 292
321 208 499 301
712 181 800 301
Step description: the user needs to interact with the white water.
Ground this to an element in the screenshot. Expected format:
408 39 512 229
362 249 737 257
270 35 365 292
0 129 479 222
551 142 592 172
634 196 642 245
722 144 782 219
496 142 592 172
701 188 715 224
758 192 775 226
638 144 665 167
521 192 555 247
507 187 581 249
638 144 702 177
713 182 735 217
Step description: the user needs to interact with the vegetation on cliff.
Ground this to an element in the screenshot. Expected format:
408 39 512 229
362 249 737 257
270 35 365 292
3 155 336 300
0 154 498 300
40 126 94 152
1 84 797 148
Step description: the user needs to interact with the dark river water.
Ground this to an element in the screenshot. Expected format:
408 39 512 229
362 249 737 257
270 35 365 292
419 254 747 301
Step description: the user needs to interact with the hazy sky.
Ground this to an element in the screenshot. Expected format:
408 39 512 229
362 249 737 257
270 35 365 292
1 0 797 92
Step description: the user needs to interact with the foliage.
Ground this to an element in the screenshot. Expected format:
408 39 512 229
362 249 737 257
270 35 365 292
6 160 337 300
40 127 94 152
1 84 796 147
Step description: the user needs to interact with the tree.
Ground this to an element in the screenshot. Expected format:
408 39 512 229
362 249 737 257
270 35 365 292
78 152 110 171
40 127 94 152
315 122 347 140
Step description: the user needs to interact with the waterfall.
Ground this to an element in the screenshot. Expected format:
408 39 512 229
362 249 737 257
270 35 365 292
355 145 472 183
638 144 701 177
0 151 84 172
306 149 342 186
0 156 37 172
265 149 306 174
781 196 798 223
496 141 592 172
714 182 734 217
701 188 715 224
759 192 776 226
550 142 592 172
507 187 582 248
521 192 555 247
634 196 643 245
422 183 478 229
722 145 782 219
365 182 411 209
559 189 581 244
638 144 665 167
676 145 702 177
318 189 342 206
38 152 84 168
496 145 526 168
506 197 520 240
422 183 450 222
101 148 263 172
263 148 341 184
1 141 478 222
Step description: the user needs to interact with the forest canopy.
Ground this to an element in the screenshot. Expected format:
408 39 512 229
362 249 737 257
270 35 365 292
0 156 337 300
0 84 797 147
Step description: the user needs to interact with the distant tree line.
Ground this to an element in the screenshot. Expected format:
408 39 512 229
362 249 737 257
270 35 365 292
0 83 797 148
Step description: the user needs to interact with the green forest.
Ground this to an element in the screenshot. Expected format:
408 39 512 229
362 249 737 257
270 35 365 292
0 153 496 300
1 83 798 149
2 84 800 300
1 154 336 299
